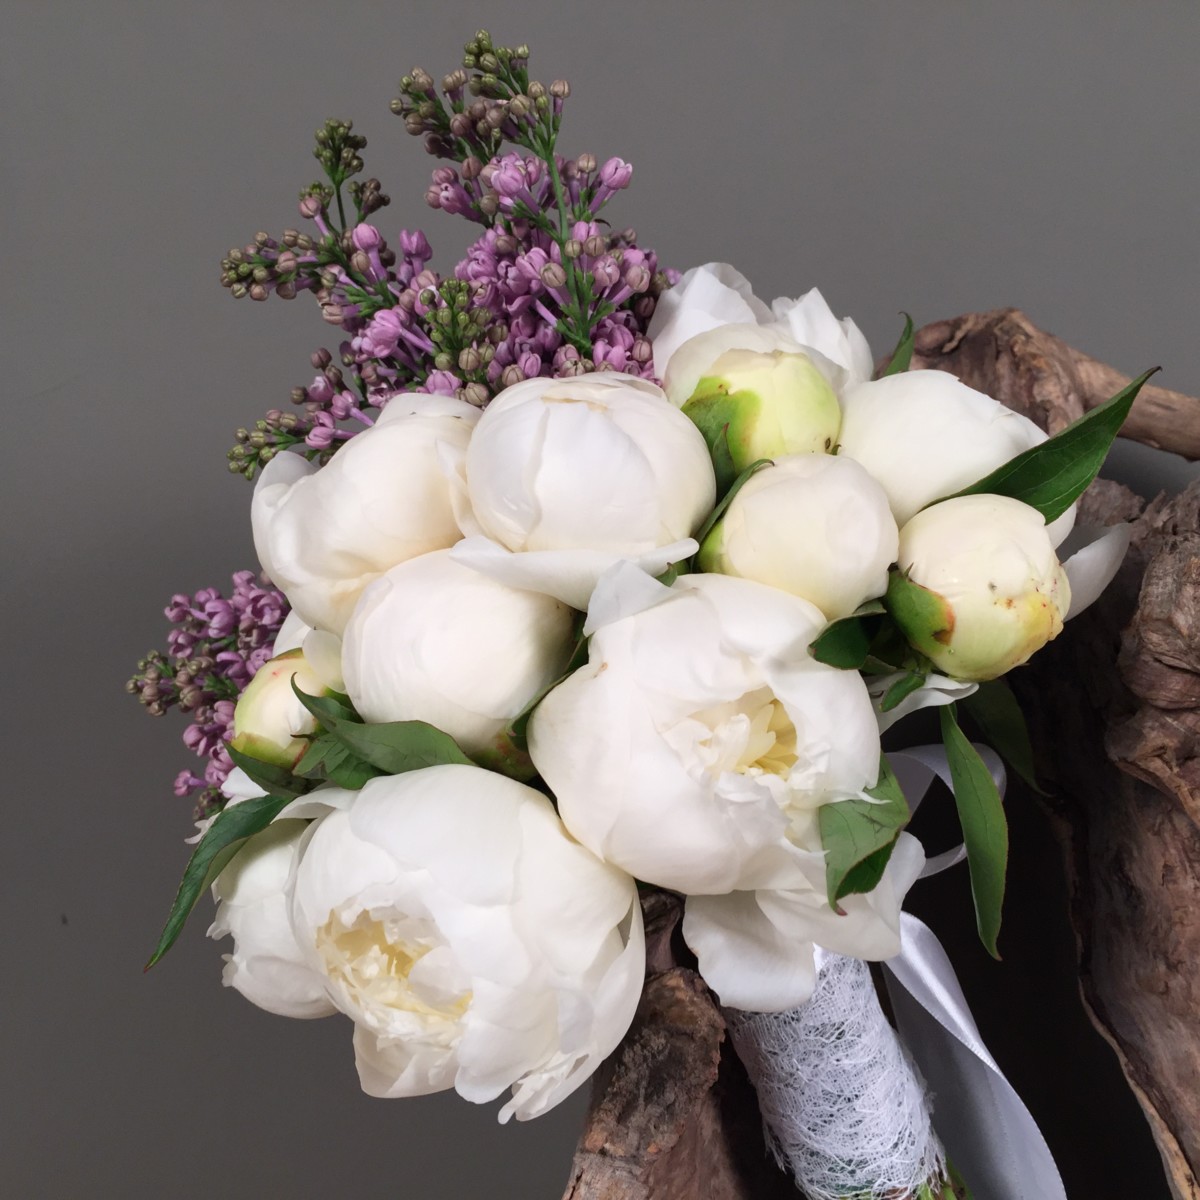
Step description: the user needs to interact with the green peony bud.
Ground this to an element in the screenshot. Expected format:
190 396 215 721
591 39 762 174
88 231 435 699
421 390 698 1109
230 648 331 769
888 495 1071 682
681 347 841 490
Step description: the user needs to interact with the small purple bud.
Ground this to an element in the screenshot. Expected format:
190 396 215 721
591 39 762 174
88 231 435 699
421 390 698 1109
624 264 652 293
351 223 383 252
600 158 634 190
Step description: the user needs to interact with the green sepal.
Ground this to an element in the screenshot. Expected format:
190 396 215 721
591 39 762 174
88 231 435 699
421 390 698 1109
809 600 887 670
692 456 773 551
939 703 1008 959
225 743 312 800
937 367 1158 521
880 312 915 377
961 679 1044 794
683 384 758 494
145 792 290 970
819 756 911 908
885 568 955 659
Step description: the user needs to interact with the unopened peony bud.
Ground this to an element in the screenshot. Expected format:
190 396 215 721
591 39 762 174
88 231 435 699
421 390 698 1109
699 455 898 620
229 649 330 768
889 494 1071 681
680 346 841 489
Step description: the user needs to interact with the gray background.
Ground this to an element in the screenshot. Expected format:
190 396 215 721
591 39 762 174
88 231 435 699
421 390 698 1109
4 1 1198 1196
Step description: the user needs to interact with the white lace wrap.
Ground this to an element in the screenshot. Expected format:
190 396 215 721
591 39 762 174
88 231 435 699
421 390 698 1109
727 948 945 1200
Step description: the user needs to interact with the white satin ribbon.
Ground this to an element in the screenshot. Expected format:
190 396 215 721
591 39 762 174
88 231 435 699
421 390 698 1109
879 745 1067 1199
884 918 1066 1200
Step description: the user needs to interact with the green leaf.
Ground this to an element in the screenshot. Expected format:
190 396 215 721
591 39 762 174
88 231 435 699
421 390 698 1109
225 743 311 800
961 679 1044 794
808 600 886 669
880 312 915 377
321 743 384 789
939 704 1008 958
940 368 1159 521
692 456 773 555
881 669 929 712
330 719 473 775
288 686 360 727
292 681 473 778
293 735 332 776
145 793 290 969
819 756 911 907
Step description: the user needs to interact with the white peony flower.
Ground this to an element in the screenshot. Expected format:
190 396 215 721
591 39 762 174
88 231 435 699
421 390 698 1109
837 370 1077 543
528 566 921 1011
891 494 1072 681
454 372 715 609
288 766 644 1121
698 455 899 620
208 819 336 1019
252 394 480 635
648 263 873 394
341 549 575 764
230 648 331 769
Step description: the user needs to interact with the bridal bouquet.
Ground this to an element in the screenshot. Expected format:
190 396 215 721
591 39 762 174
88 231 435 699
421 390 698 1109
131 29 1147 1199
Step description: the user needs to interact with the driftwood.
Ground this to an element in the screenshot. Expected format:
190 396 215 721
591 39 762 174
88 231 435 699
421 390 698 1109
562 309 1200 1200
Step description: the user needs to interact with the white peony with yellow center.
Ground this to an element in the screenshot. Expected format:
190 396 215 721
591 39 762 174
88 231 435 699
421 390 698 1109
288 766 645 1121
529 565 924 1011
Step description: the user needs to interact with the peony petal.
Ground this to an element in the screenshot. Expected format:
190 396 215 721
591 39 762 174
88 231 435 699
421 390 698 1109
272 608 312 655
1062 523 1132 619
683 890 818 1012
584 559 675 635
450 534 696 611
352 1023 458 1099
302 627 345 692
769 286 874 390
870 673 979 734
648 262 772 378
500 899 645 1122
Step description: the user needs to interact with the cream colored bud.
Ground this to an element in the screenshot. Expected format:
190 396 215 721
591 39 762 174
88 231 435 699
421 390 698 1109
890 495 1071 681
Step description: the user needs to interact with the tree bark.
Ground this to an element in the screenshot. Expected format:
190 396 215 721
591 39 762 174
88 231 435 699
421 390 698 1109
563 309 1200 1199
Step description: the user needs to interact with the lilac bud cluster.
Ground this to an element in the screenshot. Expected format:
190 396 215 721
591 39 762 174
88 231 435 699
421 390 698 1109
127 572 288 818
222 29 677 480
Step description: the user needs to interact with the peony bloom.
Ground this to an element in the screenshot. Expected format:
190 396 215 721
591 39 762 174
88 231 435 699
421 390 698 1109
252 394 480 634
341 550 575 765
453 372 715 609
891 494 1071 681
698 455 899 621
649 262 872 394
837 370 1076 542
208 818 336 1019
229 648 330 769
529 566 922 1010
289 767 644 1121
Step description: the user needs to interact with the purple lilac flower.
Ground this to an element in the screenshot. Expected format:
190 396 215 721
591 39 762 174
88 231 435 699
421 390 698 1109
128 572 289 818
